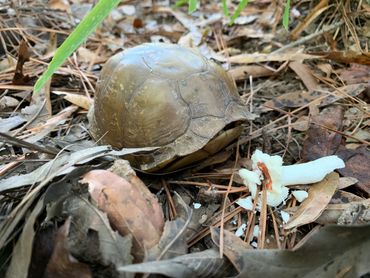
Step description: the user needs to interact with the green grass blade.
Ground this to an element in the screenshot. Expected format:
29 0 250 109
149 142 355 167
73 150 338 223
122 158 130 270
188 0 197 13
283 0 291 30
174 0 188 7
230 0 249 25
222 0 230 17
34 0 121 93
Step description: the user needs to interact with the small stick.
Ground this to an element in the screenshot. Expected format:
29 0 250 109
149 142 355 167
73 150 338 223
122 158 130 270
162 179 177 220
219 142 240 258
269 207 282 249
244 187 260 243
187 207 243 247
258 184 267 249
289 230 297 249
244 211 256 244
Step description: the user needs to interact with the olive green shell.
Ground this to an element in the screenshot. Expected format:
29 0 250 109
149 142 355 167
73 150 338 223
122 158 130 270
90 43 254 170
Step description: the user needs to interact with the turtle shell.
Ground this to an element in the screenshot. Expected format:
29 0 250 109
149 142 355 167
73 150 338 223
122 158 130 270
90 43 254 170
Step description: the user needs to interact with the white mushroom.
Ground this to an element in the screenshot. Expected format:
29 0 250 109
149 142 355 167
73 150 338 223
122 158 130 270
238 150 345 207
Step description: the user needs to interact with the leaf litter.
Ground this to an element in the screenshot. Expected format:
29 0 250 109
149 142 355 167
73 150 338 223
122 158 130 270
0 0 369 277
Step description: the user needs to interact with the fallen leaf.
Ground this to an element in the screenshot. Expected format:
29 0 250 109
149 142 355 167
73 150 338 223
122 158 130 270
291 116 309 131
229 65 275 81
0 147 113 262
23 105 78 143
65 196 133 276
231 24 265 39
0 115 26 132
0 146 111 192
0 146 156 193
302 106 344 161
168 9 203 47
336 145 370 195
228 52 321 64
331 190 364 204
52 91 92 110
0 96 19 110
28 226 58 278
337 177 359 190
77 47 97 64
146 192 191 261
316 63 333 77
0 131 58 156
210 227 252 273
289 61 318 91
310 50 370 65
337 64 370 84
235 224 370 277
5 199 44 278
146 217 188 261
345 129 370 143
43 166 94 221
44 218 92 278
254 225 370 278
118 249 237 278
82 170 164 261
284 172 339 230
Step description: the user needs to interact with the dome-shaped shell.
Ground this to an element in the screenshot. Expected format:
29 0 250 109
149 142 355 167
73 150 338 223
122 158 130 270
90 43 254 170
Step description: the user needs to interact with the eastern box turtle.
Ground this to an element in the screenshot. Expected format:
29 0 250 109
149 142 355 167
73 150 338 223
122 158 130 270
89 43 255 171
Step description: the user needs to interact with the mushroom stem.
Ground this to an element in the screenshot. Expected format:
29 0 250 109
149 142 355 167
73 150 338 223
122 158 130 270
280 156 345 186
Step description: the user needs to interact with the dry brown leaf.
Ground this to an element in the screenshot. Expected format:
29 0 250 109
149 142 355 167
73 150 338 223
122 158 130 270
235 224 370 277
82 169 164 261
0 115 25 133
52 91 92 110
337 177 359 190
302 106 344 161
311 51 370 65
211 227 252 273
20 105 78 143
316 63 333 77
230 25 266 39
336 145 370 195
228 52 321 64
291 116 309 131
331 190 365 204
289 61 318 91
0 96 19 109
45 218 92 278
229 65 275 81
77 47 100 64
284 172 339 230
337 64 370 84
118 248 236 277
